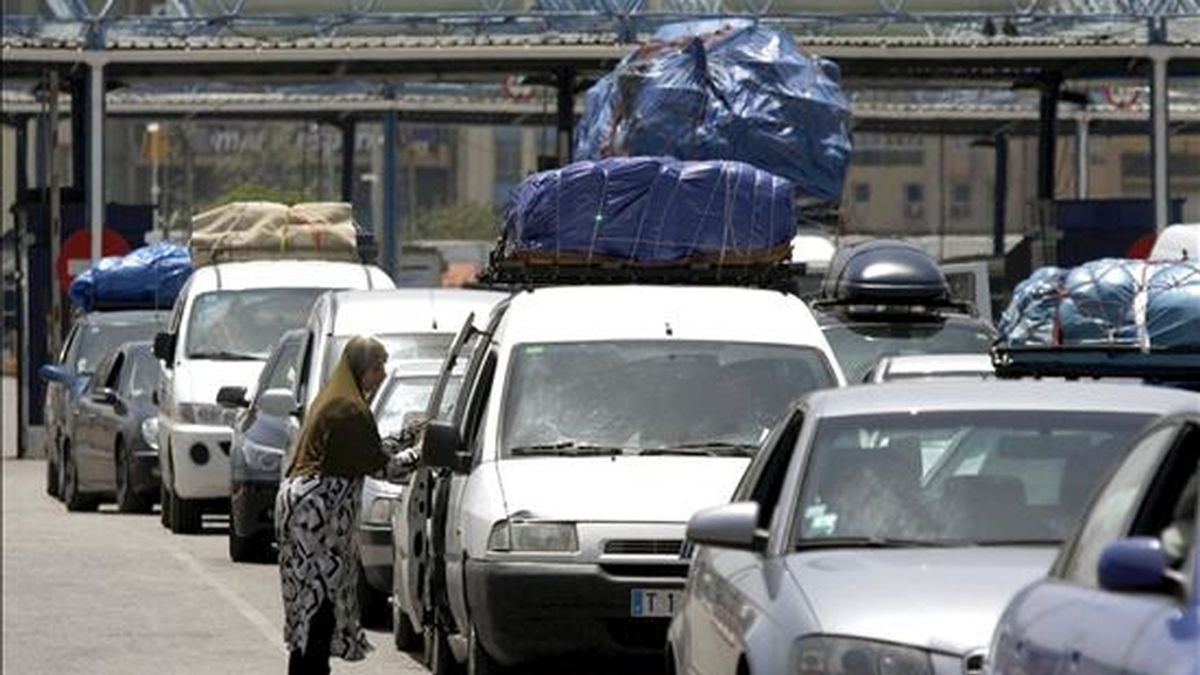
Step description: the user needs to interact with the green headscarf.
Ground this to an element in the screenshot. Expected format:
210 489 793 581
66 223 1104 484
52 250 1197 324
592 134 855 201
285 337 388 479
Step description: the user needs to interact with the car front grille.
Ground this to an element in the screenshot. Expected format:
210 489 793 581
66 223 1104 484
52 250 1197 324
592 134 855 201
603 539 683 555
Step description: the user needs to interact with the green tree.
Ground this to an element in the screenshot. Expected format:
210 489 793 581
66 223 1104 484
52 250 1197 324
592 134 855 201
197 183 312 212
411 203 500 241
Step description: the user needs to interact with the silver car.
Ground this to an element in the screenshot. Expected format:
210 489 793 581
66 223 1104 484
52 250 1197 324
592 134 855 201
667 380 1200 675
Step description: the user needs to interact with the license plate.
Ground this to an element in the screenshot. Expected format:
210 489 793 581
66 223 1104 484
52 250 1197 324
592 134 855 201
630 588 681 618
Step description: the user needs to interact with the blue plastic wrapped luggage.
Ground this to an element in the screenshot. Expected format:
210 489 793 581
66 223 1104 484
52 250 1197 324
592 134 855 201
499 157 795 264
68 242 193 312
998 259 1200 350
576 23 852 203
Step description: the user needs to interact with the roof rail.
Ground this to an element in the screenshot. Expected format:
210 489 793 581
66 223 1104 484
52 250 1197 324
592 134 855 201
476 258 807 291
991 345 1200 382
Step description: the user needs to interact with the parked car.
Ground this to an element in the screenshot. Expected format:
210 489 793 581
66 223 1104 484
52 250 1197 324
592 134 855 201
411 284 845 673
154 260 394 534
41 309 169 500
667 381 1199 675
989 412 1199 675
813 240 996 382
357 360 462 629
59 340 164 513
220 329 306 562
863 353 993 383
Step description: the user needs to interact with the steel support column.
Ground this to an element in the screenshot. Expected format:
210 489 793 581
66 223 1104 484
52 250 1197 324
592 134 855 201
556 67 575 166
1150 55 1171 231
382 109 399 277
1075 114 1089 199
13 116 29 458
993 133 1008 259
71 74 87 191
15 116 30 194
88 63 105 265
340 120 356 203
1037 77 1061 202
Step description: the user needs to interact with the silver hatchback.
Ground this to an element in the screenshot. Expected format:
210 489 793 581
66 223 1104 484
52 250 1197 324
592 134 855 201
667 380 1200 675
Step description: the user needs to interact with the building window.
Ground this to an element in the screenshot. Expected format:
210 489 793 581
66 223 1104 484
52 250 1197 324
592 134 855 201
950 183 972 219
853 183 871 204
904 183 925 220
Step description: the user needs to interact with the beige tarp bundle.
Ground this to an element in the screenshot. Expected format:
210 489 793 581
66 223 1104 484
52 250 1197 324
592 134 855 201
190 201 359 267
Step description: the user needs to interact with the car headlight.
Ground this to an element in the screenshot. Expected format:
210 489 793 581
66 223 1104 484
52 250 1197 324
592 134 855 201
140 417 160 450
793 636 933 675
242 437 283 473
364 496 397 525
177 402 238 427
487 520 578 553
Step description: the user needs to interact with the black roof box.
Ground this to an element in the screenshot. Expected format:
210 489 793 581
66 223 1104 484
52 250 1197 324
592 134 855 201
820 239 950 305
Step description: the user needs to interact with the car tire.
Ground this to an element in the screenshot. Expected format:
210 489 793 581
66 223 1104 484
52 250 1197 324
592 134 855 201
160 484 171 527
46 452 60 498
62 448 98 513
467 623 504 675
357 565 392 630
168 489 203 534
424 624 460 675
115 442 153 514
228 529 270 563
392 600 419 652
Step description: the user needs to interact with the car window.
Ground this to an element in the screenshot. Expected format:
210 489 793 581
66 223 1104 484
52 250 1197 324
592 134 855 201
464 352 498 461
264 339 303 393
72 322 160 375
1129 424 1198 575
88 353 117 394
821 319 995 383
125 350 161 401
1058 423 1182 586
103 352 125 391
793 410 1153 548
374 375 462 438
321 333 454 385
751 412 805 531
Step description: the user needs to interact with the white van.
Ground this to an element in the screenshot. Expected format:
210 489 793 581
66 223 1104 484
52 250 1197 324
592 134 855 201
154 260 392 534
404 284 845 672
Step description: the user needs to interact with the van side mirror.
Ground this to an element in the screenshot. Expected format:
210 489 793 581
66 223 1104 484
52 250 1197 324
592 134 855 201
216 386 250 409
258 389 299 418
39 364 70 383
421 421 466 472
153 332 176 366
1098 537 1176 592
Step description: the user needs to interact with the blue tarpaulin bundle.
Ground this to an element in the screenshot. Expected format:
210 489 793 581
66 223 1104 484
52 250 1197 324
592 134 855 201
69 242 193 312
575 22 852 204
998 259 1200 350
499 157 795 264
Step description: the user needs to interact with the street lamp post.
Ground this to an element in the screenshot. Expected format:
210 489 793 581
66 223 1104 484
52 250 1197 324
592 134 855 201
144 122 165 240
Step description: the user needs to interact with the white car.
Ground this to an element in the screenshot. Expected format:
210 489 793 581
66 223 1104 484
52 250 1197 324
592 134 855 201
154 260 393 534
409 284 846 673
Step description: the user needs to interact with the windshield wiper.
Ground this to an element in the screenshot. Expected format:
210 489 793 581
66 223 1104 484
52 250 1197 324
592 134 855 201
509 441 629 457
795 536 960 551
975 539 1061 547
642 442 758 457
188 350 264 361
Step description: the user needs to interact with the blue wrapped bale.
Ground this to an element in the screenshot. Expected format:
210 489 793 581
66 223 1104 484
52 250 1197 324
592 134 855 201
576 23 852 204
68 242 193 312
500 157 795 264
999 258 1200 350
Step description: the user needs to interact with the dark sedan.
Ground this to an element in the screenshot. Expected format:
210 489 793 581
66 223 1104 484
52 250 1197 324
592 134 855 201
41 309 169 500
60 341 163 512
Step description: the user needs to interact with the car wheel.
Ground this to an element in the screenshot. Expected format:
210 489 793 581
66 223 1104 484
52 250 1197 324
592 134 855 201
168 489 203 534
46 455 60 498
357 565 391 630
115 442 153 514
467 622 503 675
228 528 271 563
423 624 460 675
392 599 419 652
62 448 98 513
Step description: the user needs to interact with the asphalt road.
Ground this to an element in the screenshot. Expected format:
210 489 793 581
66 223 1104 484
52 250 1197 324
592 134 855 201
2 459 666 675
2 458 424 675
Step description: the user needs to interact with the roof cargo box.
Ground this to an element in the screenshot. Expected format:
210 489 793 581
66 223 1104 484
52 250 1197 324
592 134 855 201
189 201 359 267
819 240 951 306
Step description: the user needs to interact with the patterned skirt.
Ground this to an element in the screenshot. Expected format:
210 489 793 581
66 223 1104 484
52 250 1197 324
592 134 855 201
275 475 371 661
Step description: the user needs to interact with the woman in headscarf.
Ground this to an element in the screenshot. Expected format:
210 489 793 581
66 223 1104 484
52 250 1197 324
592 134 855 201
276 335 398 674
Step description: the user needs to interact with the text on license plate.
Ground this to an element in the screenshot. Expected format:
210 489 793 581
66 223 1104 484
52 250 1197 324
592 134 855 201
630 588 681 617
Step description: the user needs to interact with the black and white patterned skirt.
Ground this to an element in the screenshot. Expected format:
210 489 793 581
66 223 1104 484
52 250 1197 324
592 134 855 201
275 475 371 661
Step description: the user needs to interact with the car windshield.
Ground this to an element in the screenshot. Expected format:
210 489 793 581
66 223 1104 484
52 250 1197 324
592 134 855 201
794 410 1153 548
374 375 462 437
127 349 161 401
502 341 836 457
322 333 455 384
186 289 325 360
70 321 162 375
822 319 995 382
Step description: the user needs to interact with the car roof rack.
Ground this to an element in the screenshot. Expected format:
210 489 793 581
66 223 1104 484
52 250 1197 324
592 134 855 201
477 257 807 292
991 345 1200 382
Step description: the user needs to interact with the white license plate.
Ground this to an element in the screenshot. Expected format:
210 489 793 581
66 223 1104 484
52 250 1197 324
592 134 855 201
630 588 682 618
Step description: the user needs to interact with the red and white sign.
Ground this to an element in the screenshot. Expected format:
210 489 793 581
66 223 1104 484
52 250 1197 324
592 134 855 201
57 228 132 290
